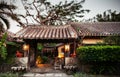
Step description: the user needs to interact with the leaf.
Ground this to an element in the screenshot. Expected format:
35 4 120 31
6 41 17 45
1 33 7 43
37 44 43 51
0 45 7 59
0 15 10 29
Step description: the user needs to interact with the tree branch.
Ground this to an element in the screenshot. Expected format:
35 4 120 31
0 11 25 27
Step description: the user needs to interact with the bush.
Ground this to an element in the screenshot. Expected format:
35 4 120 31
74 73 88 77
0 44 18 64
0 72 19 77
77 46 120 62
77 46 120 74
42 56 48 63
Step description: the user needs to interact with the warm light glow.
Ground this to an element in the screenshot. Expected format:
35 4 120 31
23 44 29 51
36 56 42 66
65 44 70 52
58 52 64 58
83 39 103 44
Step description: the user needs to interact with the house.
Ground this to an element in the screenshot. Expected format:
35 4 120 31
71 22 120 45
14 22 120 67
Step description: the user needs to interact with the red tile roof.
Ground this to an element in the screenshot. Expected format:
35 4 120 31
15 25 78 39
15 22 120 40
71 22 120 36
6 31 15 37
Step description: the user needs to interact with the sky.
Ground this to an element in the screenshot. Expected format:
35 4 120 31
5 0 120 33
82 0 120 19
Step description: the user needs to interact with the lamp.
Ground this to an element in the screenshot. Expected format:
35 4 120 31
23 44 29 51
65 44 70 52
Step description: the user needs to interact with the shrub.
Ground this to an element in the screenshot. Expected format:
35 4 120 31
77 46 120 62
74 73 88 77
0 72 19 77
42 56 48 63
77 46 120 74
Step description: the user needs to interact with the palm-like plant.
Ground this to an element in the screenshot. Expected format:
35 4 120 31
0 1 22 59
0 1 24 33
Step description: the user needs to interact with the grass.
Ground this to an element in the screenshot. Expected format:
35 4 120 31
0 72 19 77
73 72 120 77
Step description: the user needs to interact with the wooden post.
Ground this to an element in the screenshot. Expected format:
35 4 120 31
73 40 76 57
28 47 30 70
29 40 37 67
24 40 37 69
23 43 30 71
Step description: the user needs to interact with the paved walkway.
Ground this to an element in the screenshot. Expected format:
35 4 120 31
29 64 63 73
22 64 73 77
22 73 73 77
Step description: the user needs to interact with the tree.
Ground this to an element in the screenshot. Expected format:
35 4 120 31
0 1 21 59
103 36 120 45
0 32 17 60
0 33 7 59
94 10 120 45
95 10 120 22
0 1 24 33
20 0 90 25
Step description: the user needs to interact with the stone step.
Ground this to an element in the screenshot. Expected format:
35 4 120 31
22 73 73 77
29 68 62 73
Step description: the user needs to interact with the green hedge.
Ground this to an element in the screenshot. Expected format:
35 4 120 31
0 72 19 77
77 46 120 74
77 46 120 62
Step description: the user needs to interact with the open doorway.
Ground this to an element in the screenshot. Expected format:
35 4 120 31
35 43 59 67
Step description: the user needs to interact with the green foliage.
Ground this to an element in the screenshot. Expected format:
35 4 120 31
0 33 7 59
36 55 48 64
0 33 18 62
90 63 119 75
77 46 120 62
0 45 7 59
41 56 48 63
37 43 43 51
6 41 17 46
5 44 18 64
103 36 120 45
96 10 120 22
74 73 92 77
0 1 24 29
77 46 120 74
0 72 19 77
73 72 119 77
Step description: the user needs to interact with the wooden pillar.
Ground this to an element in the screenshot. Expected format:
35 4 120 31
23 42 30 71
30 40 37 67
25 40 37 67
73 39 76 57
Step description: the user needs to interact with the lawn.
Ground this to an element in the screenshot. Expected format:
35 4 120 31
73 73 120 77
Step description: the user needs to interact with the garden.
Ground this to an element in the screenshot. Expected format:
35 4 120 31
76 46 120 76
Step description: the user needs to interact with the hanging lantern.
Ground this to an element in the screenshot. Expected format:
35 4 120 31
65 44 70 52
23 44 29 51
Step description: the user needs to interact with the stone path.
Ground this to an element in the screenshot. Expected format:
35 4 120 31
29 67 63 73
22 64 73 77
22 73 73 77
